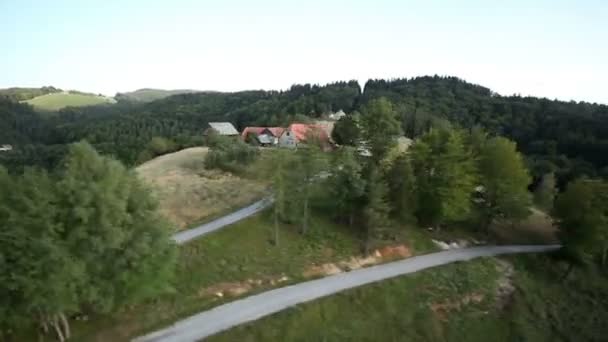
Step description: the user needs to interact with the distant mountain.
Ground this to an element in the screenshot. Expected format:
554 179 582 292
23 91 116 111
0 86 61 102
115 88 209 103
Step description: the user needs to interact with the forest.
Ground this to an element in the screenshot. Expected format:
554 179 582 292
1 76 607 184
1 82 607 340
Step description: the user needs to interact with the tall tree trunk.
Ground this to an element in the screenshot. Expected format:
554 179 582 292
59 313 70 339
52 316 65 342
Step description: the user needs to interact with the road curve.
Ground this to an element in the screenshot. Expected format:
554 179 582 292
134 244 560 342
172 198 272 244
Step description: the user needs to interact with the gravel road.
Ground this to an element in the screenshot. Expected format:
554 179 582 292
134 244 560 342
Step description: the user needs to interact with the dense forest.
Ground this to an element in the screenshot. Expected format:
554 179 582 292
1 76 606 184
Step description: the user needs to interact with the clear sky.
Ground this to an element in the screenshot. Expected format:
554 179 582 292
1 0 607 103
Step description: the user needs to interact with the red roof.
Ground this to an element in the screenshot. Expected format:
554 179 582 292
266 127 285 137
288 123 330 143
242 126 286 140
241 127 266 140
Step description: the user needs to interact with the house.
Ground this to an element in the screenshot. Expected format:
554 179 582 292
278 123 330 148
0 144 12 152
204 122 239 136
241 126 286 146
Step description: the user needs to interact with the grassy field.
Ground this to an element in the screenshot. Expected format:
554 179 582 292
210 255 608 342
136 147 268 229
115 88 202 102
22 92 115 110
63 211 432 341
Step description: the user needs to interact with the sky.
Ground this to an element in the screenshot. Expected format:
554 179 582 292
1 0 607 103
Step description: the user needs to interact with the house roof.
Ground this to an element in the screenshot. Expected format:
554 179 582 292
208 122 239 135
241 127 266 139
287 123 330 143
241 126 286 140
265 127 285 137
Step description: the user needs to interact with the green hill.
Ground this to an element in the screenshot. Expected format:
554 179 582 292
115 88 204 103
0 86 61 101
23 91 116 111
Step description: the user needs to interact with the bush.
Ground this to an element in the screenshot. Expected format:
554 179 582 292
205 137 259 173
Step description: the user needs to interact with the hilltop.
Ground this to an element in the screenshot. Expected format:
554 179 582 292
115 88 206 103
23 91 116 111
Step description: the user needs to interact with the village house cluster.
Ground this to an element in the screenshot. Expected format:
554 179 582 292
204 110 347 149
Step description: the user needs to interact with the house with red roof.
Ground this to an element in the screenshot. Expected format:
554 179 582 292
241 126 286 146
278 123 330 148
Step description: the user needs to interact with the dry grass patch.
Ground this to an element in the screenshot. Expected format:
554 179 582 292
136 147 266 229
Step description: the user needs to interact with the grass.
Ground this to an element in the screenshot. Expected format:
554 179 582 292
22 92 115 111
136 147 268 230
209 257 502 342
209 254 608 342
64 210 430 341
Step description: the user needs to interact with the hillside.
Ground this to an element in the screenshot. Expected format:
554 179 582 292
0 86 61 102
23 91 116 111
2 77 607 183
135 147 267 229
115 88 204 103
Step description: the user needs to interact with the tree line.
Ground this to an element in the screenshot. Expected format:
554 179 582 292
0 142 177 341
253 98 606 273
2 76 607 185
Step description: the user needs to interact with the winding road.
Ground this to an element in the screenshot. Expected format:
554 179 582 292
135 244 560 342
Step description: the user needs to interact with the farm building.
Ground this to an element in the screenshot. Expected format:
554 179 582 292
204 122 239 136
241 127 285 146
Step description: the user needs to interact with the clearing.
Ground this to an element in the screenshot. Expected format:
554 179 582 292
23 92 115 110
136 147 267 230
